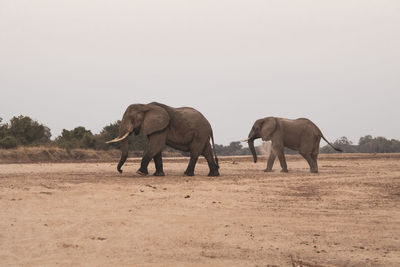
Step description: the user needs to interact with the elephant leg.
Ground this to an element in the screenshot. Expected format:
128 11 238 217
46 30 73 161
184 155 199 176
138 157 151 176
264 152 276 172
117 139 129 173
184 141 205 176
277 151 288 172
153 152 165 176
138 132 167 176
202 142 219 177
299 138 319 173
310 153 319 173
301 153 318 173
311 143 320 173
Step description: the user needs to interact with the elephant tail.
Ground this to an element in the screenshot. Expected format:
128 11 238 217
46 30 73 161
321 135 343 152
210 131 219 168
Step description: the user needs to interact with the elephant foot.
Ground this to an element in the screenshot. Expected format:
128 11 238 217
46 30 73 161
137 169 148 176
264 169 273 172
280 169 288 173
184 170 194 176
310 169 319 173
208 170 220 177
153 171 165 176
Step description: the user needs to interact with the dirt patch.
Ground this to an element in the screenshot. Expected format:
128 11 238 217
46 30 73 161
1 154 399 266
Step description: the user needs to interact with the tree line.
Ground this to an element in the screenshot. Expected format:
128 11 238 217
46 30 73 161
320 136 400 154
1 115 400 154
0 115 146 151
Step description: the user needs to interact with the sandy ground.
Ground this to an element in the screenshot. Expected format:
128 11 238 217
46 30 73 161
0 154 399 267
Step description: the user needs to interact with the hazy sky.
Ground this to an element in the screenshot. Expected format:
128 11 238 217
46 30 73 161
1 0 399 145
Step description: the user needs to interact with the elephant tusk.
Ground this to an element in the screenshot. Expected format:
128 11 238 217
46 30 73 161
241 138 250 143
106 132 130 143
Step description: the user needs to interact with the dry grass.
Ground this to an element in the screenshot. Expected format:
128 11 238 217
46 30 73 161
0 147 121 163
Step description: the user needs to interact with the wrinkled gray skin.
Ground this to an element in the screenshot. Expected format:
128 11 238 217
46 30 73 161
247 117 342 173
112 102 219 176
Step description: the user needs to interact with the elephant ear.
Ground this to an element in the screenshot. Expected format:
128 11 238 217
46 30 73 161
260 117 278 141
140 104 170 135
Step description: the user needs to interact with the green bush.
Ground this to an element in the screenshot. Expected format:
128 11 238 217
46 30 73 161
56 126 96 149
0 116 51 148
0 136 18 149
9 116 51 145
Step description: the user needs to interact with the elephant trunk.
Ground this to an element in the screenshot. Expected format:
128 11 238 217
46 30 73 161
117 138 129 173
248 138 257 163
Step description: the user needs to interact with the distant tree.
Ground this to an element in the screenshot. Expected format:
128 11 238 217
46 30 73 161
359 135 373 146
56 126 96 149
320 136 357 153
375 137 393 153
213 144 224 155
334 136 358 153
336 136 352 145
358 135 398 153
0 118 6 140
9 115 51 145
214 141 250 156
0 136 18 149
94 121 120 150
0 115 51 148
321 135 400 154
390 139 400 152
226 141 243 154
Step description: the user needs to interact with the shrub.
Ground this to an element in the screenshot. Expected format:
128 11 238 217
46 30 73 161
56 126 96 149
214 141 250 156
0 116 51 148
9 115 51 145
0 136 18 149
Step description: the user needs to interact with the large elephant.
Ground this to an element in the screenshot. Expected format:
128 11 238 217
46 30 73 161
106 102 220 176
245 117 342 173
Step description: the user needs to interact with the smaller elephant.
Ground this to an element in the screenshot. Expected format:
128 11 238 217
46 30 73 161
245 117 342 173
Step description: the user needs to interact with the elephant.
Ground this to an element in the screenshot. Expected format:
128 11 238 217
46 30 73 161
245 117 342 173
106 102 220 176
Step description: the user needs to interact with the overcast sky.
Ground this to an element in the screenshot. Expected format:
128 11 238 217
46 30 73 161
1 0 399 145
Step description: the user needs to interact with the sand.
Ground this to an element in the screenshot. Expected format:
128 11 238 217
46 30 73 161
1 154 399 266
